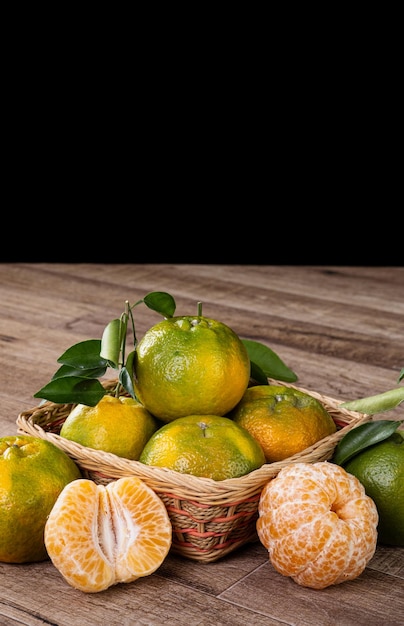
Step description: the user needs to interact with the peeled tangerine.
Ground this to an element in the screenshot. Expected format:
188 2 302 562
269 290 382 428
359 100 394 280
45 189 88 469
44 476 172 593
257 462 378 590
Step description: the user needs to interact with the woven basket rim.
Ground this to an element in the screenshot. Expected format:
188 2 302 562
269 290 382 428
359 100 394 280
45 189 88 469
16 379 371 503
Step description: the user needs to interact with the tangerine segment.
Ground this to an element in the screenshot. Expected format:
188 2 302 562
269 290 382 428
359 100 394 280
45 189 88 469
44 477 172 593
257 462 378 590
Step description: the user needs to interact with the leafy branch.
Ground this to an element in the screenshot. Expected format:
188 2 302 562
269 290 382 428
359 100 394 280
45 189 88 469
34 292 176 406
34 292 298 407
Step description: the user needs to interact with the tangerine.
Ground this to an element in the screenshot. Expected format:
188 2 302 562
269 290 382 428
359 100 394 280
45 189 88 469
44 476 172 593
139 414 265 480
60 395 158 460
133 315 250 422
343 430 404 546
0 435 81 563
228 385 336 462
257 462 378 589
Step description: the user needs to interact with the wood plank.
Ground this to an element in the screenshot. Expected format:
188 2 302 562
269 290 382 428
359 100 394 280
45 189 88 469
219 562 404 626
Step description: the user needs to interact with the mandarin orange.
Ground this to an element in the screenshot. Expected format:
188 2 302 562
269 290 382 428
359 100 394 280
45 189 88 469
257 462 378 589
133 316 250 422
343 430 404 546
228 385 336 462
60 395 158 459
44 476 172 593
139 414 265 480
0 435 81 563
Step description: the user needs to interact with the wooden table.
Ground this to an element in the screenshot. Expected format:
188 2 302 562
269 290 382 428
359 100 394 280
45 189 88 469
0 263 403 626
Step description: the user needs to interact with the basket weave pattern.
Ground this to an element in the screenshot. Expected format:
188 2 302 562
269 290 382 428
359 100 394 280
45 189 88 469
16 379 371 563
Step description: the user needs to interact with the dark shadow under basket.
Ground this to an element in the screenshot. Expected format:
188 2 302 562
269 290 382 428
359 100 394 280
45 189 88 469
16 379 371 563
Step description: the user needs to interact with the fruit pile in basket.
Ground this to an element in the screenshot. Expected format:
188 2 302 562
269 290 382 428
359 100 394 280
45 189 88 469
31 292 338 476
4 292 404 593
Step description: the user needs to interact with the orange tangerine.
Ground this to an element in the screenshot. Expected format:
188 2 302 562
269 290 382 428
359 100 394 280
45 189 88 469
44 476 172 593
257 462 378 589
228 385 336 462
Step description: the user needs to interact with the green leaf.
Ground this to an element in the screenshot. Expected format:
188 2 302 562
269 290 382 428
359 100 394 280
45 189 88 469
398 369 404 384
249 361 270 385
124 350 135 382
331 420 402 466
143 292 176 318
242 339 298 383
340 387 404 415
119 366 136 399
100 319 122 367
57 340 107 370
51 363 108 380
33 376 107 406
120 350 136 397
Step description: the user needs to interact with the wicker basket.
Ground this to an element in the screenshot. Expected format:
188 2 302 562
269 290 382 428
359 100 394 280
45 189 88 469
16 379 371 563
